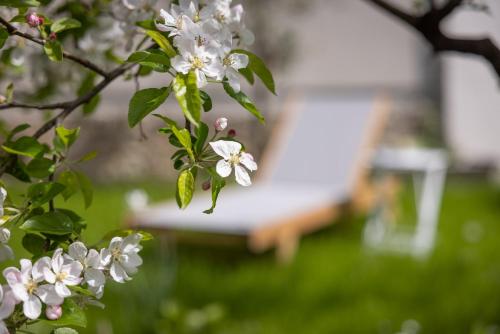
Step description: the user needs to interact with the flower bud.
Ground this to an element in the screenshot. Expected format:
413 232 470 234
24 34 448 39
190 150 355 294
46 305 62 320
214 117 228 132
49 32 57 41
25 13 43 28
0 228 10 244
202 181 211 191
0 95 6 104
228 129 236 137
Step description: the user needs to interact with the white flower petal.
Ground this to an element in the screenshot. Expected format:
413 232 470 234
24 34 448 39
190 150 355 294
210 140 242 159
86 249 101 268
110 263 129 283
230 53 249 70
37 285 63 306
235 165 252 187
121 234 142 253
23 295 41 320
68 242 88 262
172 56 191 74
0 245 13 262
85 268 105 287
216 160 232 178
51 249 64 274
32 257 50 282
54 282 71 298
43 267 56 284
240 152 258 171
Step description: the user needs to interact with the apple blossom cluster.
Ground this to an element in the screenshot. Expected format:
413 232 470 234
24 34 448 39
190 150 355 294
0 233 143 322
157 0 254 90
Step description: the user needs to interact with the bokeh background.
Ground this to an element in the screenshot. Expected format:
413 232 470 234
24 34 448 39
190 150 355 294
3 0 500 333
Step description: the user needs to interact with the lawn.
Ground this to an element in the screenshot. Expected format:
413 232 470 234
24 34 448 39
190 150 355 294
12 177 500 333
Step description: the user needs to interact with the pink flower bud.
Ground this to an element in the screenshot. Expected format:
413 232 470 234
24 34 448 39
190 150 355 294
202 181 211 191
228 129 236 137
46 305 62 320
25 13 43 27
49 32 57 41
214 117 228 132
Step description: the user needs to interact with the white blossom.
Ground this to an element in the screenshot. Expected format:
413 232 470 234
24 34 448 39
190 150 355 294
45 304 62 320
3 259 63 319
172 38 223 87
209 140 257 186
220 46 248 92
67 242 106 299
0 285 18 332
101 234 143 283
43 249 83 298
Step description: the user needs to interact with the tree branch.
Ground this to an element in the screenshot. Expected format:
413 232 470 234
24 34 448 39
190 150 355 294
364 0 500 79
0 101 70 110
0 16 108 78
365 0 418 26
33 62 136 139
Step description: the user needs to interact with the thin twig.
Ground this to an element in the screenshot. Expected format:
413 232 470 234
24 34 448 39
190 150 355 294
0 101 70 110
0 16 108 77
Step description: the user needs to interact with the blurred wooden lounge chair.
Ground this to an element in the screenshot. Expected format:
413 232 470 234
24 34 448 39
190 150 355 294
128 92 390 261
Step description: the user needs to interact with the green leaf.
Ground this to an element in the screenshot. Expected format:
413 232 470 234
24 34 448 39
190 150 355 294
126 50 171 72
232 49 276 95
56 208 86 234
25 157 55 178
53 327 79 334
27 182 65 207
173 72 201 127
41 298 87 328
223 83 265 124
51 18 81 33
200 90 212 112
44 40 63 62
83 94 100 114
56 126 80 149
145 30 176 58
136 19 156 30
0 28 8 49
0 0 40 7
194 122 209 155
77 150 97 163
6 123 30 141
74 171 93 209
57 170 93 208
20 211 74 235
128 87 170 128
239 67 255 85
22 233 46 256
5 83 13 103
2 136 45 158
176 169 195 209
204 176 225 214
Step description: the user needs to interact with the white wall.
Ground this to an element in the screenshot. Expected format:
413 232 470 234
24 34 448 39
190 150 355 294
442 0 500 165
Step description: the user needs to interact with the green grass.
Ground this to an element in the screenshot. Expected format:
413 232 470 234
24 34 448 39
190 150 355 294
12 177 500 333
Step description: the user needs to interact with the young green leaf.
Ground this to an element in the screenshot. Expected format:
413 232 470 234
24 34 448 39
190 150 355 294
145 30 176 58
20 211 74 235
51 18 81 33
56 126 80 149
223 83 265 124
57 170 93 208
75 171 93 209
44 40 63 62
22 233 46 256
128 87 171 128
28 182 65 207
126 50 171 72
239 67 255 85
0 28 8 49
173 72 201 127
25 157 55 178
200 90 212 112
2 136 46 158
6 123 30 141
232 49 276 95
194 122 209 155
204 176 226 214
0 0 40 7
176 169 195 209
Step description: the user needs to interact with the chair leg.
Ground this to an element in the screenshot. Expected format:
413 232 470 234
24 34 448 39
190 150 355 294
276 231 299 264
